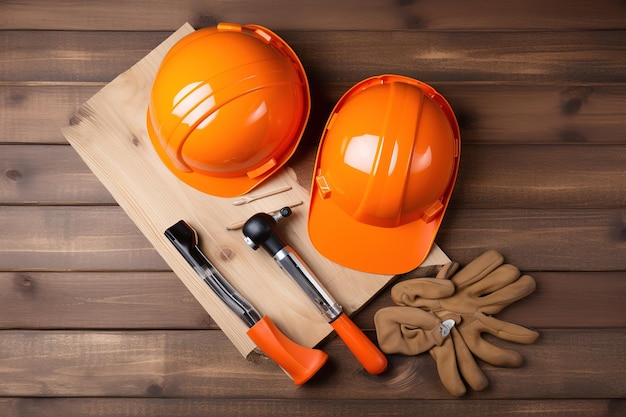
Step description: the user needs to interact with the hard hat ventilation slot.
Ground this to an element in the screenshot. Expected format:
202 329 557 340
422 200 444 223
247 158 277 179
315 175 331 199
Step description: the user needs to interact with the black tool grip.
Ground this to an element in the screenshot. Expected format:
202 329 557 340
242 212 286 257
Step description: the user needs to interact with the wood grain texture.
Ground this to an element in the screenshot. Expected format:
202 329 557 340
0 144 115 204
1 271 624 330
1 398 623 417
0 84 102 144
0 272 214 330
1 206 623 272
0 329 624 399
2 31 626 83
2 0 625 31
437 208 626 271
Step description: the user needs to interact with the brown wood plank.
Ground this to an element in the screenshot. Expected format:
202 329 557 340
2 144 624 208
1 0 625 31
3 83 625 145
452 145 626 209
0 145 115 204
0 31 167 83
2 31 625 83
0 206 167 271
0 272 214 330
1 271 623 330
439 83 626 145
0 329 623 399
1 206 623 271
0 83 102 144
0 398 621 417
437 208 626 271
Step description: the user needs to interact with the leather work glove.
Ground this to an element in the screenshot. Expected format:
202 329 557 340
375 306 487 396
392 250 540 368
374 306 457 355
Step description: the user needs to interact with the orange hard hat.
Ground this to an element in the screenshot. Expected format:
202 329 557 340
147 23 309 197
308 75 460 275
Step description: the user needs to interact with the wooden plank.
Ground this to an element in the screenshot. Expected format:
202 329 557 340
0 272 214 330
451 145 626 209
293 31 626 84
0 398 621 417
439 83 626 145
1 206 624 272
0 31 167 82
0 145 115 205
0 206 167 271
0 83 102 144
2 144 625 207
1 0 625 31
1 271 623 330
0 329 623 399
3 83 626 145
437 208 626 271
2 31 626 83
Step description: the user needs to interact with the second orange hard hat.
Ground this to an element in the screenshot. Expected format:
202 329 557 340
308 75 460 275
147 23 310 197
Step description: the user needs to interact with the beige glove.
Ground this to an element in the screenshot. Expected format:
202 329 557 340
392 250 539 367
374 250 539 396
375 306 487 396
374 306 457 355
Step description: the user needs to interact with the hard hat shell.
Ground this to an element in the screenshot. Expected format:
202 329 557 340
147 23 310 197
308 75 460 275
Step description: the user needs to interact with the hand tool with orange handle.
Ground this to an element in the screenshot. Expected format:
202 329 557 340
242 208 388 375
165 220 328 385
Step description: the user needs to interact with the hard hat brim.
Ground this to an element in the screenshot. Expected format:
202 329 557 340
307 190 444 275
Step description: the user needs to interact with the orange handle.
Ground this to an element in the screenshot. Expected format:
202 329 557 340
247 316 328 385
331 313 388 375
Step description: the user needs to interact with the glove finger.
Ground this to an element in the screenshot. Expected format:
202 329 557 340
477 274 537 315
435 261 460 280
429 337 466 397
459 325 524 367
391 278 454 308
467 263 520 297
450 328 489 391
451 250 504 290
477 312 540 345
459 315 539 367
374 307 446 355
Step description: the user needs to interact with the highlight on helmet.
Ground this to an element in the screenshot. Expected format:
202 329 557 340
308 75 460 275
147 23 310 197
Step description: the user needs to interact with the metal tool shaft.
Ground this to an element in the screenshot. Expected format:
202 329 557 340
274 247 343 322
165 220 261 327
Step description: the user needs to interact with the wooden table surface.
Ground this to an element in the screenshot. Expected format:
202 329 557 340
1 2 625 416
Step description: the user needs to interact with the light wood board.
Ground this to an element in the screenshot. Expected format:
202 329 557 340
61 23 450 358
